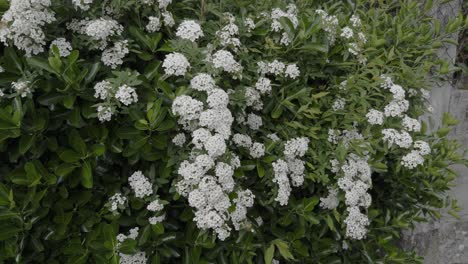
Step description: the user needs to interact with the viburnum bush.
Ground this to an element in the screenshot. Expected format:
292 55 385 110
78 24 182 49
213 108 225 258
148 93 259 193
0 0 466 263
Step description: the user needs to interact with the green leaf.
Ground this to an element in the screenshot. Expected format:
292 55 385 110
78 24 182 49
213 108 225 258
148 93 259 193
69 130 87 156
81 160 93 188
152 223 165 235
59 150 82 163
273 239 294 260
264 244 275 264
19 134 35 154
55 163 78 177
303 197 319 212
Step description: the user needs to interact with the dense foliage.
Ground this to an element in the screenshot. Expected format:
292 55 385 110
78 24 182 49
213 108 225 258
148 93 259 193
0 0 466 263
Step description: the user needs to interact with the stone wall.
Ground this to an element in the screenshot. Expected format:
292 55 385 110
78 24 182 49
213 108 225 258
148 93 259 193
401 1 468 263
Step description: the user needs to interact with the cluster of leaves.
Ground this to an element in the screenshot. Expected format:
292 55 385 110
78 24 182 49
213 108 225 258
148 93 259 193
0 0 466 263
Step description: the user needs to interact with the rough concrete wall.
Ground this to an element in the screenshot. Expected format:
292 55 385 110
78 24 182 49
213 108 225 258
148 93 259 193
401 1 468 263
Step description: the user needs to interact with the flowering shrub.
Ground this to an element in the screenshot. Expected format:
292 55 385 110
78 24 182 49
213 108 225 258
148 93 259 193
0 0 466 263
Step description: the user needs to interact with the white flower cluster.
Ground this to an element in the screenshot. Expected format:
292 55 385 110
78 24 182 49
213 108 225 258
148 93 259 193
85 18 123 49
401 140 431 169
402 115 421 132
332 98 346 111
94 80 138 122
128 171 153 198
366 109 384 125
172 133 186 146
273 137 309 206
244 18 256 32
115 85 138 106
335 154 372 240
176 20 204 42
172 64 257 240
382 129 413 149
380 75 410 117
270 4 299 45
320 187 339 210
212 50 243 74
108 192 127 212
257 60 300 80
50 38 72 57
119 252 147 264
216 13 240 49
12 81 32 98
163 52 191 76
146 16 161 33
72 0 93 10
0 0 56 56
315 9 339 43
117 227 139 245
101 40 129 69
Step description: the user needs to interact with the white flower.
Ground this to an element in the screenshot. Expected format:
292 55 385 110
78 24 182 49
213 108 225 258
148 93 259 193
215 162 235 192
0 89 4 97
413 140 430 155
50 38 72 57
149 215 165 224
348 43 360 55
285 64 300 79
272 159 291 206
328 129 340 144
162 11 175 27
147 199 164 212
402 115 421 132
382 129 413 149
350 15 361 27
109 192 127 212
172 133 186 146
340 26 354 39
284 137 309 159
366 109 384 125
257 60 285 76
119 252 147 264
401 150 424 169
255 77 271 94
128 171 153 198
12 81 32 97
245 87 263 110
315 9 339 43
245 18 256 32
192 128 211 148
172 95 203 121
389 84 405 100
212 50 242 74
0 0 56 56
344 206 369 240
190 73 216 92
207 89 229 109
332 98 346 110
115 85 138 106
204 134 226 158
163 52 190 76
288 159 305 187
246 113 262 130
72 0 93 10
384 99 409 117
94 81 112 100
158 0 172 10
320 187 339 210
97 106 113 122
146 16 161 33
101 40 129 69
249 142 265 158
176 20 204 42
85 18 123 49
232 134 252 148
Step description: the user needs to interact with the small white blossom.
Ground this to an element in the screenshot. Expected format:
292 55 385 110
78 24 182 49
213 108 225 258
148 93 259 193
119 252 147 264
176 20 204 42
101 40 129 69
147 199 164 212
190 73 216 92
12 81 32 97
332 98 346 110
246 113 262 130
414 140 430 155
401 150 424 169
146 16 161 33
402 115 421 132
72 0 93 10
255 77 271 94
115 85 138 106
284 137 309 159
162 11 175 27
128 171 153 198
212 50 242 74
109 192 127 212
85 18 123 49
366 109 384 125
207 89 229 109
163 52 190 76
249 142 265 158
320 187 339 210
50 38 72 57
172 133 186 146
285 64 300 79
97 105 113 122
340 26 354 39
